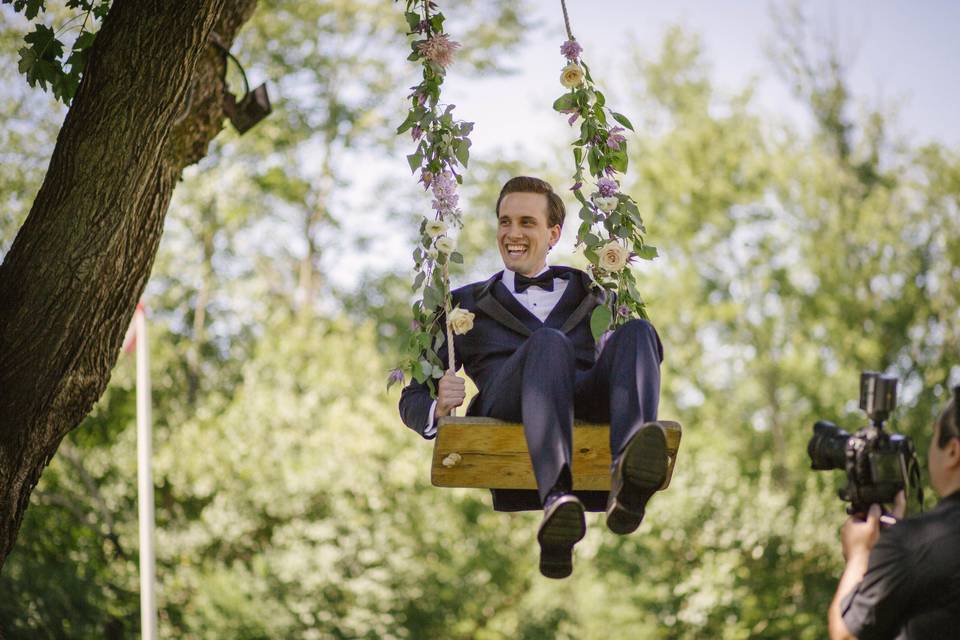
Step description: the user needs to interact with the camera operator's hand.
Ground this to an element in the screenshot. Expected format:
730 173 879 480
892 490 906 520
841 504 882 563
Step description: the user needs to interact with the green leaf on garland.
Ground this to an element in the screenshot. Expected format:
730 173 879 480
552 94 576 112
450 252 464 264
637 244 659 260
590 304 612 339
611 111 635 131
405 11 420 31
412 271 426 291
406 149 422 173
452 137 470 167
610 149 628 172
397 109 417 134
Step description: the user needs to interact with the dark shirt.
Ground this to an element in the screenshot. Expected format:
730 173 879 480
841 490 960 640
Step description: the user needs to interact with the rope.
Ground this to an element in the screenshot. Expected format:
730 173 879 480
560 0 575 41
444 261 457 416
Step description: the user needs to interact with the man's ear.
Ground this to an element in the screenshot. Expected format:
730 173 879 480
947 438 960 469
549 225 561 248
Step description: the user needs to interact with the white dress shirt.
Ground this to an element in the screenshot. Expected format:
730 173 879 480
424 265 568 436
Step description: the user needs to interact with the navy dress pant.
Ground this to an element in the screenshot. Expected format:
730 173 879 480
476 319 663 505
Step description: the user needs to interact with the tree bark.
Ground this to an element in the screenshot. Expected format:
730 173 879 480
0 0 258 569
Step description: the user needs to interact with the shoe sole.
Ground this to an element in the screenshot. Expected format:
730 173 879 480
606 426 668 535
538 499 586 579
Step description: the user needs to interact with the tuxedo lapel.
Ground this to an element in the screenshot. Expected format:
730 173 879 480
474 272 534 337
558 269 606 334
543 273 582 330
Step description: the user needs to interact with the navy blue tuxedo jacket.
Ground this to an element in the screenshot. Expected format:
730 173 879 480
399 267 611 511
399 266 606 435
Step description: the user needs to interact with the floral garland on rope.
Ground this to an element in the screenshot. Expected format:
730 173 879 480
553 4 658 337
388 1 475 394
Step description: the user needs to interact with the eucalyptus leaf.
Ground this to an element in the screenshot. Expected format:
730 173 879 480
590 304 612 339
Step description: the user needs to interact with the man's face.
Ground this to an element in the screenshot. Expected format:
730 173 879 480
496 192 561 277
927 418 957 496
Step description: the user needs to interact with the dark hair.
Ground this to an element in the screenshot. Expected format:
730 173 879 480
495 176 565 229
935 389 959 448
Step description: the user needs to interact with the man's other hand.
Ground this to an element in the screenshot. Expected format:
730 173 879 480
435 370 466 419
841 504 882 563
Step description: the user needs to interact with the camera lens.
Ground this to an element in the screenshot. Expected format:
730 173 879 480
808 421 850 470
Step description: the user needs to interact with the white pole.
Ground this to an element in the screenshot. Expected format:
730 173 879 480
135 304 158 640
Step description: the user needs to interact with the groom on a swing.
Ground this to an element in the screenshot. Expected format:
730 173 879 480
399 176 666 579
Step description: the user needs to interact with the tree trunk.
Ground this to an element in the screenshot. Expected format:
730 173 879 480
0 0 258 569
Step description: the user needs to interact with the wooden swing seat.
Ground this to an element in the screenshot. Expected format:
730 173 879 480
431 417 682 491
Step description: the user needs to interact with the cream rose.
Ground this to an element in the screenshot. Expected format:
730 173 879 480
592 195 619 213
424 219 448 238
435 236 456 255
598 240 630 272
560 63 584 89
447 306 475 335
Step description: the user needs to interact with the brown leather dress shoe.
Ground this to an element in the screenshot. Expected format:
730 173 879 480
537 494 586 579
606 423 668 535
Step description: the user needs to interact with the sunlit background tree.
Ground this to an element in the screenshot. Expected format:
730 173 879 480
1 1 958 638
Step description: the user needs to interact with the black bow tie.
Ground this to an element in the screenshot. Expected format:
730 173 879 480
514 269 565 293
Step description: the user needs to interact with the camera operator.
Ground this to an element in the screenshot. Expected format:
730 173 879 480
829 394 960 640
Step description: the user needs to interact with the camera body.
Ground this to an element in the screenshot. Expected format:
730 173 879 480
807 372 921 514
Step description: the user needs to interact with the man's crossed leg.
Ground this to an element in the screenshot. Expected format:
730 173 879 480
477 319 667 578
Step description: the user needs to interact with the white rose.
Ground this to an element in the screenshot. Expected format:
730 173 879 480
435 236 456 255
592 195 619 213
447 306 475 335
598 240 630 272
424 219 448 238
560 63 584 89
427 248 439 260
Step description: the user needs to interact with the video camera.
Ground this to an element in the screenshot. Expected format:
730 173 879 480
807 372 922 515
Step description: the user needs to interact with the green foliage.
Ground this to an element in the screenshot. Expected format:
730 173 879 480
6 0 108 103
2 6 959 640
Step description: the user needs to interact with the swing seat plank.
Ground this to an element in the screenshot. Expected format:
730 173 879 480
431 418 682 491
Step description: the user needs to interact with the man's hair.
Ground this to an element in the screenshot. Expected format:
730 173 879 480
935 390 959 448
495 176 565 229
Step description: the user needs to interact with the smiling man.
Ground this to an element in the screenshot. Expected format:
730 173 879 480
399 176 666 579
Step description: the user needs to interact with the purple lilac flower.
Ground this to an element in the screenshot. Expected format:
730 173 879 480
603 165 617 177
387 368 406 387
597 177 619 197
570 181 583 191
568 112 579 126
431 170 460 217
606 126 626 150
560 39 583 61
618 304 631 317
411 126 423 141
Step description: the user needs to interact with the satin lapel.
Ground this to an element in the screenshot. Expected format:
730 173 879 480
559 270 606 334
543 274 581 330
474 272 533 337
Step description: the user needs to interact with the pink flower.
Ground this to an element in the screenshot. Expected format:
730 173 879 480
606 126 626 150
561 39 583 61
418 34 461 68
568 112 579 126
